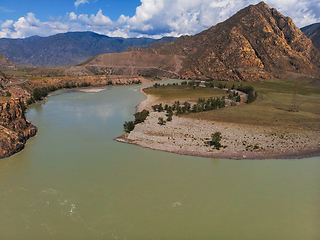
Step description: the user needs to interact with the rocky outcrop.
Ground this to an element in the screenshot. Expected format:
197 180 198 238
0 70 10 85
0 98 37 158
144 2 320 81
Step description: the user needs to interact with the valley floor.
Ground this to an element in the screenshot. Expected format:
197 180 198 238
116 89 320 160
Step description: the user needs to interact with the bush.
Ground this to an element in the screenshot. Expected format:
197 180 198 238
211 132 222 150
79 82 91 87
158 117 166 125
123 109 149 133
20 101 27 113
33 87 49 101
124 121 135 133
134 109 149 124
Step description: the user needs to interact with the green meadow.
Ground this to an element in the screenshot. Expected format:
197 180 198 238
144 78 320 131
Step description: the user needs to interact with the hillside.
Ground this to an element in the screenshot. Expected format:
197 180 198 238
142 2 320 81
0 52 19 70
301 23 320 50
83 51 185 78
0 32 176 68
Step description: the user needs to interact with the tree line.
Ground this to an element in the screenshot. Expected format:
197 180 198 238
152 96 226 118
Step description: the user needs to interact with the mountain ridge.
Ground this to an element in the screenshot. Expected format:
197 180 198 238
301 23 320 50
0 32 176 67
138 1 320 81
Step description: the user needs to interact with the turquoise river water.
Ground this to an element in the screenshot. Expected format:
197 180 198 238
0 80 319 239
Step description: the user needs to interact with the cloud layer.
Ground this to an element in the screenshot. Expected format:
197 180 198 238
1 0 320 39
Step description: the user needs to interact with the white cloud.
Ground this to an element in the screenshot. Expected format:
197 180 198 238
1 20 14 29
78 9 113 27
74 0 89 8
69 12 78 21
0 0 320 39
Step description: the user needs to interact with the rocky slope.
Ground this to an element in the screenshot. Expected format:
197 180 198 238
301 23 320 50
0 99 37 158
0 53 19 71
83 51 185 78
0 70 10 85
0 32 176 67
142 2 320 81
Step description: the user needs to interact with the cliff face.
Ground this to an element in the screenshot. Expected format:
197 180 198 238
0 99 37 158
145 2 320 81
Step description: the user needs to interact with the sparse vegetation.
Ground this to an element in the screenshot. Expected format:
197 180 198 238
158 117 166 125
123 109 150 133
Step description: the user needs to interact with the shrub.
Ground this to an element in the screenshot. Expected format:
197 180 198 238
158 117 166 125
134 109 149 124
211 132 222 150
124 121 135 133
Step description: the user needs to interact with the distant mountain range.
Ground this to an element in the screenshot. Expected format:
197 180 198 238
1 1 320 82
301 23 320 50
66 2 320 82
0 32 176 67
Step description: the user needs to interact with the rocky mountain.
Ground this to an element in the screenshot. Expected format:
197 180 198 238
301 23 320 50
140 1 320 81
0 52 19 70
0 99 37 158
0 32 176 67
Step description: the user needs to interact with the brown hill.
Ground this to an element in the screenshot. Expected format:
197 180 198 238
0 53 19 71
84 51 185 78
142 1 320 81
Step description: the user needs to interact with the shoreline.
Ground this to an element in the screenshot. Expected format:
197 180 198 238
116 87 320 160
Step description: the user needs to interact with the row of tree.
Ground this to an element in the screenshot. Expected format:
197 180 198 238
152 96 226 116
26 82 93 105
123 109 150 133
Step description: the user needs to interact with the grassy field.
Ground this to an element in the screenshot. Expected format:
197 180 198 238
144 78 320 131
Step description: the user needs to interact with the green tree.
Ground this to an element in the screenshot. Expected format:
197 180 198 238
134 109 149 124
124 121 135 133
211 132 222 150
158 117 166 125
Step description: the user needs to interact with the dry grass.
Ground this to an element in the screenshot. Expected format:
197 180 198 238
145 78 320 131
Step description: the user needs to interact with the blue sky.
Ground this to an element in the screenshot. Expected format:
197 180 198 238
1 0 320 39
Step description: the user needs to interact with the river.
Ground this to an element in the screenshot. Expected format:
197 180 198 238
0 81 319 239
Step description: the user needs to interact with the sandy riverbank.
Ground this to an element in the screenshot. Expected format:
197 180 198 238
78 88 106 93
116 88 320 160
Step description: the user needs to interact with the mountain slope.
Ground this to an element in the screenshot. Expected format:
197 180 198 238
0 32 176 67
0 52 19 70
143 1 320 81
301 23 320 50
83 51 185 78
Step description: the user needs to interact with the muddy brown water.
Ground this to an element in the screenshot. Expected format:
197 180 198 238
0 81 319 239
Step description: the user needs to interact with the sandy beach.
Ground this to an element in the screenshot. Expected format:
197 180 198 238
116 88 320 160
